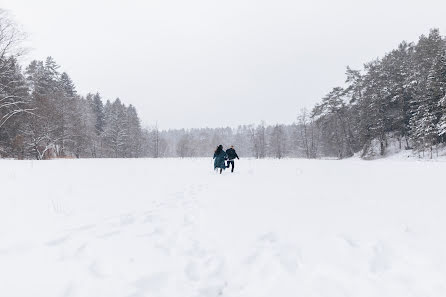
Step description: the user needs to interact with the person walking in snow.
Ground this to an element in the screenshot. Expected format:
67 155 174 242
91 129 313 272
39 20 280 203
225 145 239 173
213 145 227 174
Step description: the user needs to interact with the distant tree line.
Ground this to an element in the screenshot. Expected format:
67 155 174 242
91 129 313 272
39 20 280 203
1 9 446 159
153 123 294 159
149 29 446 159
306 28 446 159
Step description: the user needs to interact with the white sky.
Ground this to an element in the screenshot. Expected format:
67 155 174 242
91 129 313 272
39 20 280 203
2 0 446 129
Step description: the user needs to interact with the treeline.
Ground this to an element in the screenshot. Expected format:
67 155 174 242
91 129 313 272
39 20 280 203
1 56 151 159
150 29 446 159
0 11 152 159
2 8 446 159
305 28 446 159
152 124 296 158
0 10 296 160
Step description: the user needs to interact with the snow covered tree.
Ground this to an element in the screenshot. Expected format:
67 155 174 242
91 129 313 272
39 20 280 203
0 11 31 143
103 98 128 157
0 11 152 159
0 56 31 129
124 104 142 157
296 108 318 158
312 87 354 158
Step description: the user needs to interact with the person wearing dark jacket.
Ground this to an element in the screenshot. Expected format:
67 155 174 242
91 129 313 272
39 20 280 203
213 145 227 174
225 145 239 173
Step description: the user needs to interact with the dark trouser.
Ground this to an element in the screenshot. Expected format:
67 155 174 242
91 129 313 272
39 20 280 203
226 160 235 172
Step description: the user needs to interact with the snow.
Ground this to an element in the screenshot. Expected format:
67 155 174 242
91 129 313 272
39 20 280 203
1 158 446 297
356 134 446 160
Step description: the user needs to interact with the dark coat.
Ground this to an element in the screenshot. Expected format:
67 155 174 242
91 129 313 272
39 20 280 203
213 150 227 169
226 148 239 160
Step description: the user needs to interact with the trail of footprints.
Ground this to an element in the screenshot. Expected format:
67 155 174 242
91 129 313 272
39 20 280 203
43 183 217 296
40 182 383 297
5 180 404 297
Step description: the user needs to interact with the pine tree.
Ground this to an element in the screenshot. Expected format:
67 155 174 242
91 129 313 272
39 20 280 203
103 98 129 157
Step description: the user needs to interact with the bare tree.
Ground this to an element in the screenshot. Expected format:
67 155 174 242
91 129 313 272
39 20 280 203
269 124 286 159
0 10 32 129
296 108 319 158
250 122 266 158
297 108 310 158
176 133 191 158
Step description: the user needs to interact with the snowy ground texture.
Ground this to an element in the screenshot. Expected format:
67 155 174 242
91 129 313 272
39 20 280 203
1 158 446 297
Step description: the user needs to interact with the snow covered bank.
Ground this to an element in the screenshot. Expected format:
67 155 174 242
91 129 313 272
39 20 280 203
1 158 446 297
359 135 446 160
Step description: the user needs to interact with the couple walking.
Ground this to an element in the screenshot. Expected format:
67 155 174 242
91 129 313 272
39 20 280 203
213 145 239 174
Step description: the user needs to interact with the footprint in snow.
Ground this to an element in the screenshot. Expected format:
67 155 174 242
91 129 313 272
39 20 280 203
245 233 301 275
369 242 392 274
130 272 169 293
338 234 359 248
137 227 164 238
258 232 278 244
183 215 194 227
185 255 225 282
46 235 70 247
97 230 121 239
61 282 76 297
185 261 200 281
197 283 227 297
73 243 87 257
175 192 185 199
8 171 16 180
120 214 135 226
275 245 302 273
70 224 96 233
142 213 157 224
89 261 107 278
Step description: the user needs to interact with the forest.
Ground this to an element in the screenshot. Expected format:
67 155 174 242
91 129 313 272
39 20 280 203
1 9 446 159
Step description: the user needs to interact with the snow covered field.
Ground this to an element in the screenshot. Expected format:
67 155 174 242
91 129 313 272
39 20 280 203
1 158 446 297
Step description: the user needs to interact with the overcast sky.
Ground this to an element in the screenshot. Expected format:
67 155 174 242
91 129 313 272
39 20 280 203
2 0 446 129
